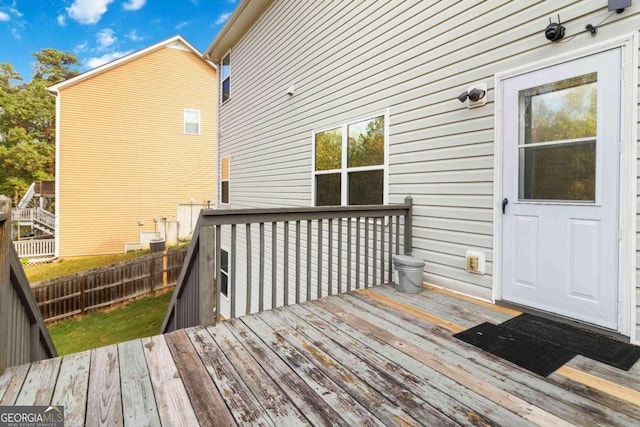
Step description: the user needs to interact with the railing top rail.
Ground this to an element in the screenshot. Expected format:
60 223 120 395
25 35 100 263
200 203 412 226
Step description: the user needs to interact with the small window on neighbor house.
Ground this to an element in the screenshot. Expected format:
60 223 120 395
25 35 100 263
221 52 230 102
220 249 229 298
313 115 386 206
221 157 230 204
184 109 200 135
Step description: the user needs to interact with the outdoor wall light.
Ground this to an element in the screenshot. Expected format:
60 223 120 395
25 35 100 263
457 83 488 108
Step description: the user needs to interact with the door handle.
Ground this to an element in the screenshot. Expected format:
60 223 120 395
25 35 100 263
502 198 508 214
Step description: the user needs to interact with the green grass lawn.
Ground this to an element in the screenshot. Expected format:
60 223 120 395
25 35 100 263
47 291 173 356
25 251 150 284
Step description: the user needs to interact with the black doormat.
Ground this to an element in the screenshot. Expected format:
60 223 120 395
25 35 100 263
454 314 640 376
454 322 576 376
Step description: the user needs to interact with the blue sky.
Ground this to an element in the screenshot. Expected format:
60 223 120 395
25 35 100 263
0 0 235 82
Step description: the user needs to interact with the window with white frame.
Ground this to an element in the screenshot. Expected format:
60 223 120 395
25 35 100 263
220 249 229 298
184 109 200 135
313 114 386 206
221 52 230 102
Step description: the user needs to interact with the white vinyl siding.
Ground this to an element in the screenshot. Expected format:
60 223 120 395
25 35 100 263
217 0 640 327
183 109 200 135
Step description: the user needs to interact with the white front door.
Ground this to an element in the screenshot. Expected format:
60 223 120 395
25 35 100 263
501 49 621 330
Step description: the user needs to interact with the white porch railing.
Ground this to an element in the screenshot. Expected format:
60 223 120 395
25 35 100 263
33 207 55 231
13 239 55 258
11 207 55 234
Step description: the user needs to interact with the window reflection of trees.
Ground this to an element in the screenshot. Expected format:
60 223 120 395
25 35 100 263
519 74 597 201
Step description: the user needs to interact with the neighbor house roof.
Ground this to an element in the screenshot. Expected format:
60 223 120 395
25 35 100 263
48 35 216 94
204 0 271 63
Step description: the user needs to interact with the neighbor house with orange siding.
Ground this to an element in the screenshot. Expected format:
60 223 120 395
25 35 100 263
48 35 217 257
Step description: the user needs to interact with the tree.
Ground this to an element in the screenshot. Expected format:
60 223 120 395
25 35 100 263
0 49 79 203
32 48 80 84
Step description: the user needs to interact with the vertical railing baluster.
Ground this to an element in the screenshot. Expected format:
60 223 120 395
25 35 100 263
355 218 360 289
231 224 236 319
373 218 377 286
214 225 222 324
246 223 252 315
347 218 351 293
337 218 342 294
317 219 323 299
296 221 301 304
306 220 311 302
364 217 369 289
380 217 385 283
328 218 333 296
395 215 400 255
284 221 289 307
272 222 277 310
388 216 393 283
259 222 264 312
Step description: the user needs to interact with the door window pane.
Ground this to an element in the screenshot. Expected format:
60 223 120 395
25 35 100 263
316 174 341 206
348 116 384 167
348 170 383 205
521 73 597 145
520 141 596 201
315 128 342 171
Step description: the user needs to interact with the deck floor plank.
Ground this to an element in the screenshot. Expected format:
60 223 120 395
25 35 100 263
305 298 555 427
0 363 30 405
51 350 91 427
15 356 61 405
204 323 313 426
220 319 347 426
263 306 451 427
239 314 386 426
2 284 639 426
118 339 161 427
372 285 499 329
86 344 123 427
186 325 282 426
566 355 640 392
364 287 640 421
141 334 199 427
164 329 236 427
347 290 640 426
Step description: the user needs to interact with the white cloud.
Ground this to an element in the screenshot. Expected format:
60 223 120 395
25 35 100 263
126 30 142 41
0 11 9 21
96 29 117 49
57 14 66 26
175 21 191 30
74 41 89 52
85 50 133 69
67 0 114 25
215 13 231 26
11 27 19 39
122 0 146 11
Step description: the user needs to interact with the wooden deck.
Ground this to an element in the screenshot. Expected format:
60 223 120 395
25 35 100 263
1 284 639 426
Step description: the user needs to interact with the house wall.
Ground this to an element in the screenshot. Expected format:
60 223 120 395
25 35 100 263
57 45 217 256
217 0 640 338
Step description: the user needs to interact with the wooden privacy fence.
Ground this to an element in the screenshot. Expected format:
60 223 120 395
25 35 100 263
162 197 413 333
32 248 187 323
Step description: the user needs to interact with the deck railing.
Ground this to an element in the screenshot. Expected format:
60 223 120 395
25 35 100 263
13 239 55 258
162 197 412 333
34 180 55 197
0 203 57 374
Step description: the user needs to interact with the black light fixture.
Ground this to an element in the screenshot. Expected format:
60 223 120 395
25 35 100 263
457 87 486 103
